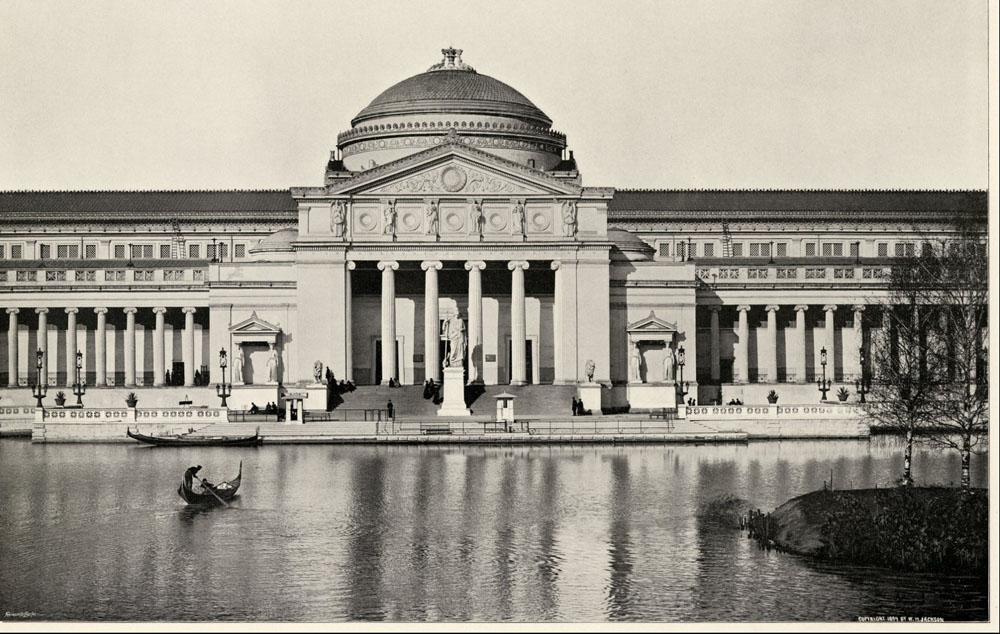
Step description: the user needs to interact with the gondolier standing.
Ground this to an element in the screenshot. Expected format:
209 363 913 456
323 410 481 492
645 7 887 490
184 465 202 490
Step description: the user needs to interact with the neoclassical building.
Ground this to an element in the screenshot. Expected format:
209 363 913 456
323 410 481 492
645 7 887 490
0 48 987 412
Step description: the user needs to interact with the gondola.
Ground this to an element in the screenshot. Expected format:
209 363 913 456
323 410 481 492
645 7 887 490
178 461 242 505
126 427 263 447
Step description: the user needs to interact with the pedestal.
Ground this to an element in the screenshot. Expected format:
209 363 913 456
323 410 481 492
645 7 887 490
437 367 471 417
626 383 676 412
577 382 603 414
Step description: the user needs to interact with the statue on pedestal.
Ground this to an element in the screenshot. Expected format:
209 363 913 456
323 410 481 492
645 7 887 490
266 344 279 383
313 360 324 385
585 359 596 383
425 200 439 236
444 314 466 369
331 202 346 238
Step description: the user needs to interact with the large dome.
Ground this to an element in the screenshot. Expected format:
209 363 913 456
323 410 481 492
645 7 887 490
337 48 567 172
352 69 552 128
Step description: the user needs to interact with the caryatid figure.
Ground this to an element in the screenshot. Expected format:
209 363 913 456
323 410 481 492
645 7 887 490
425 200 439 236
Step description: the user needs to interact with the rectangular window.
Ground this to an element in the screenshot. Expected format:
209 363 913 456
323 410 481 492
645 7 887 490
16 271 37 282
193 269 206 281
84 244 97 259
894 242 915 257
747 268 768 279
218 243 229 259
749 242 770 257
234 243 246 258
921 242 934 257
159 244 171 259
805 243 816 257
833 268 855 279
164 270 184 281
849 242 860 257
11 244 22 259
863 268 886 279
776 268 797 279
805 268 826 279
39 244 51 259
731 243 743 257
189 244 201 259
877 243 888 257
822 243 843 256
0 245 5 258
134 270 154 281
776 243 787 257
114 245 126 259
56 245 79 258
719 268 740 279
75 270 96 281
105 270 125 281
206 244 216 261
0 272 6 282
676 241 686 260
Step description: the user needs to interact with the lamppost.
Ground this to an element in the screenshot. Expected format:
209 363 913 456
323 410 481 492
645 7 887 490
817 346 832 401
855 346 868 403
72 349 86 406
31 347 47 408
210 238 219 263
676 345 689 405
216 348 231 407
768 240 775 264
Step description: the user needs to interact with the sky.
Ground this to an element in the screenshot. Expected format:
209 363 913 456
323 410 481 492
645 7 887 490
0 0 990 191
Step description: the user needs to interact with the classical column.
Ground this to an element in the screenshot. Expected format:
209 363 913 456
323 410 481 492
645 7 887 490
852 304 866 381
36 308 48 386
124 307 137 386
735 305 750 383
6 308 18 387
765 305 779 383
421 261 442 383
508 261 529 385
182 307 196 387
823 304 837 380
94 308 107 387
551 261 564 382
709 306 721 382
345 261 355 382
153 307 167 386
465 260 486 383
65 308 78 386
378 261 399 385
794 305 809 382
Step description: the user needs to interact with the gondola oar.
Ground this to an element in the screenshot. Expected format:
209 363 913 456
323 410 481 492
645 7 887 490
198 477 230 508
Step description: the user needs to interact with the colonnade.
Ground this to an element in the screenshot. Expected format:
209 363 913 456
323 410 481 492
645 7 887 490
5 306 202 387
706 303 866 383
371 259 538 386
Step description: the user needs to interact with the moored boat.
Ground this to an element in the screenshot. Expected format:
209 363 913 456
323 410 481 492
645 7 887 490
178 461 242 505
127 427 262 447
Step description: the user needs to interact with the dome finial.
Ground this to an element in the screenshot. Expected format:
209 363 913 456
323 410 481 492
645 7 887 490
427 47 476 73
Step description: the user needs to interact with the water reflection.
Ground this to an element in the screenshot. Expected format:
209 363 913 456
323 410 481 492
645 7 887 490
0 437 988 622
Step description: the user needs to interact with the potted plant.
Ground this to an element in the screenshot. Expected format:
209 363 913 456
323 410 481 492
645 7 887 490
766 390 779 404
836 387 850 402
125 392 138 408
53 391 67 407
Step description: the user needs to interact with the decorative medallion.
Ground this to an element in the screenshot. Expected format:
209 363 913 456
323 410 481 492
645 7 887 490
400 211 421 231
441 166 468 192
357 211 378 232
443 210 465 232
530 210 551 232
487 212 507 232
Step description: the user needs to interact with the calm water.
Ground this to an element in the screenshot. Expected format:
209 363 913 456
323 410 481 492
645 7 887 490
0 437 988 623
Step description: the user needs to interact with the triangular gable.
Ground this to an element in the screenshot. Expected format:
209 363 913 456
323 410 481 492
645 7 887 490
324 139 582 198
229 311 282 335
626 311 677 334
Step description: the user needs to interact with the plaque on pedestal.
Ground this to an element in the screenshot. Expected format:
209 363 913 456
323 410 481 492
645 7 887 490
436 367 471 417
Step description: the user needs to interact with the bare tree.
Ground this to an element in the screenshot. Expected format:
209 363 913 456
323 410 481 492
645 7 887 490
865 216 988 489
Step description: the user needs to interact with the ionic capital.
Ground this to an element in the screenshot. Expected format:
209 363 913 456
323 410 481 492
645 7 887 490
182 307 197 314
6 308 19 315
794 304 809 312
550 261 561 271
823 304 838 313
93 307 108 315
377 260 399 272
64 307 79 315
765 305 780 313
464 260 486 271
346 261 356 271
421 260 442 271
851 304 867 313
507 260 530 271
35 307 49 315
736 305 751 313
152 306 168 315
708 305 721 314
123 307 138 315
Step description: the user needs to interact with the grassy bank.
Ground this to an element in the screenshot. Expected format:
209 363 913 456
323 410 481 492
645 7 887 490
762 487 988 574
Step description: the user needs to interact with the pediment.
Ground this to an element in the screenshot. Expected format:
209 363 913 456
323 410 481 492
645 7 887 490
325 141 582 198
626 311 677 334
230 311 282 335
